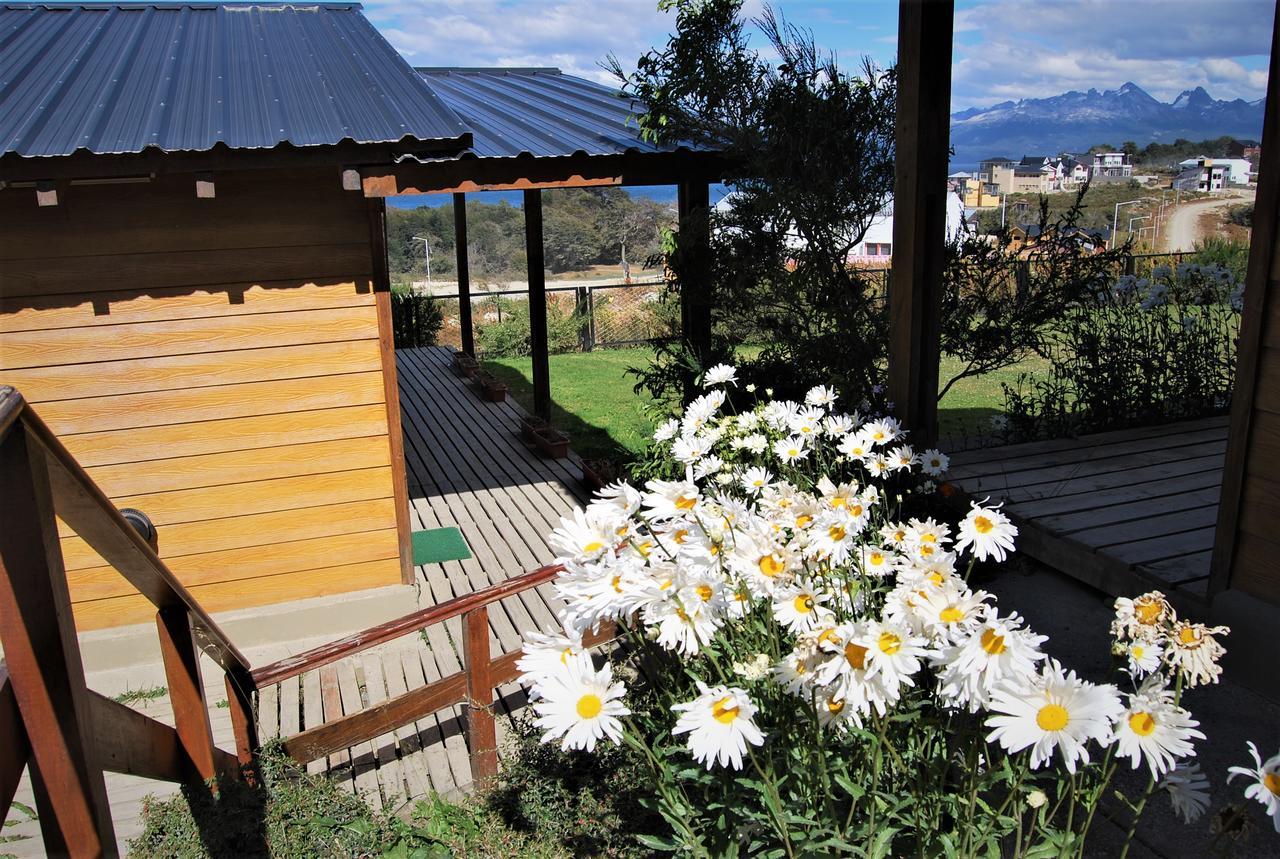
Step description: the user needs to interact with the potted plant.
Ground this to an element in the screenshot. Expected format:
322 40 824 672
452 350 479 378
581 457 618 491
519 414 570 459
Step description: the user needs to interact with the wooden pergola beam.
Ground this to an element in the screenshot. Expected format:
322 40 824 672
524 190 552 421
888 0 954 447
678 181 713 399
360 151 727 198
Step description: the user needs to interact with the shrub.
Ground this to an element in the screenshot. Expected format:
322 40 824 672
128 743 553 858
1191 236 1250 283
1002 263 1240 440
391 289 445 349
483 715 665 857
476 295 584 357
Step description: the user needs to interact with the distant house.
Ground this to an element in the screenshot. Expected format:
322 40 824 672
847 193 966 262
1058 156 1090 187
1008 222 1110 254
1090 152 1133 182
1226 138 1261 160
1176 157 1254 186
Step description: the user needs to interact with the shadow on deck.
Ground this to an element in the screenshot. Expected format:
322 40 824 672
946 415 1227 606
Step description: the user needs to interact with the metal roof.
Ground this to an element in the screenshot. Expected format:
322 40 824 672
0 2 471 159
416 67 701 160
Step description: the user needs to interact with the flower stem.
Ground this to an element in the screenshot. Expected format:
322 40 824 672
1117 775 1156 859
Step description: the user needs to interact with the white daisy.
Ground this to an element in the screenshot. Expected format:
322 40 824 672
772 580 832 635
517 626 591 689
1116 683 1205 778
1161 760 1211 824
954 501 1018 563
642 478 702 521
532 660 630 752
1111 591 1175 643
547 508 616 562
1124 640 1163 678
1228 741 1280 833
672 683 766 770
773 435 810 464
740 466 775 495
672 435 710 465
921 449 949 477
985 659 1124 773
653 418 680 443
932 610 1047 712
837 432 873 461
805 385 838 407
862 418 900 446
704 363 738 387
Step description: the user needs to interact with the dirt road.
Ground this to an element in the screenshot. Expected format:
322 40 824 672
1161 189 1254 251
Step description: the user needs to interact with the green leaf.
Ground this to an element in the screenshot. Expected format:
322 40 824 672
635 832 680 852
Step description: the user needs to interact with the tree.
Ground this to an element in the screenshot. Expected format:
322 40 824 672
614 0 897 404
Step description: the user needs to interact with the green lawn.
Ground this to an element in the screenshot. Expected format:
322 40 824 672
484 347 1044 465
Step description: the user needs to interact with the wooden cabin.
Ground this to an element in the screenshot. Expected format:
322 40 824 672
0 1 475 629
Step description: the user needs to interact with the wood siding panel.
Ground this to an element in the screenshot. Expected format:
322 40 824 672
0 168 407 628
60 404 390 468
4 305 377 369
0 281 374 333
2 340 383 401
60 497 399 572
71 559 404 630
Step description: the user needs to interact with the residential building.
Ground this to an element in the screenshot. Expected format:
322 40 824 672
1174 160 1232 192
847 192 966 262
1090 151 1133 181
1176 156 1254 185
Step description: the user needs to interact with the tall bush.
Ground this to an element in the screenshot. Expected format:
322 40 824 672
476 296 584 357
391 289 445 349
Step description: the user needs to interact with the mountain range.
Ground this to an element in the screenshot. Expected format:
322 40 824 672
949 82 1264 168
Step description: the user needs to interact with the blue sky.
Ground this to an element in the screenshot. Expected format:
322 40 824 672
361 0 1275 110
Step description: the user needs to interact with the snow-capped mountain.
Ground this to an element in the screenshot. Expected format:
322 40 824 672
950 82 1263 167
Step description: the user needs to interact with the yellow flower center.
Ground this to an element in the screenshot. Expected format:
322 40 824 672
709 544 721 556
1128 712 1156 737
940 606 964 623
696 584 714 602
831 496 847 509
868 551 885 566
1135 599 1164 624
920 544 935 557
894 530 907 543
576 693 602 719
926 571 944 586
1131 645 1145 660
878 632 902 654
616 525 629 536
793 595 814 614
675 494 698 510
827 698 845 714
818 628 838 644
973 516 994 534
795 515 813 529
981 628 1006 655
845 642 868 670
788 448 800 457
873 431 885 440
758 554 785 577
828 525 846 542
582 541 604 554
1264 772 1280 796
850 504 864 517
611 575 623 593
676 607 690 622
921 533 937 544
1178 626 1200 645
673 529 689 544
712 697 740 724
1036 704 1069 732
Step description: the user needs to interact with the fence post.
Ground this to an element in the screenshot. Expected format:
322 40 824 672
224 671 258 774
576 286 593 352
0 424 116 856
156 606 220 783
463 606 497 786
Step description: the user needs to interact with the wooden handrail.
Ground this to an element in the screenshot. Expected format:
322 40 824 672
16 396 250 676
251 560 565 688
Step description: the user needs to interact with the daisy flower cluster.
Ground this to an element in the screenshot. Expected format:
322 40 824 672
513 369 1236 852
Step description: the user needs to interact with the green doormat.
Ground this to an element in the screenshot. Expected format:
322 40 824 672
412 527 473 565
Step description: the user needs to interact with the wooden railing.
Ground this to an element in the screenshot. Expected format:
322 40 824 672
0 384 607 855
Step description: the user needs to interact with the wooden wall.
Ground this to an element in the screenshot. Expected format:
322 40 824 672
0 168 410 629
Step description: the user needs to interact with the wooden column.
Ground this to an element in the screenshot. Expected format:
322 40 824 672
453 192 475 356
156 606 219 782
888 0 954 447
1209 6 1280 596
0 424 116 855
368 199 415 585
678 181 712 401
524 189 552 421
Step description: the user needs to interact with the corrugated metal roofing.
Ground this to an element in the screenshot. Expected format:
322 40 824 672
0 2 471 158
417 67 702 160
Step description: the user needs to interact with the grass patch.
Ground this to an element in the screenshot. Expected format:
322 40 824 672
112 685 168 706
485 347 1044 463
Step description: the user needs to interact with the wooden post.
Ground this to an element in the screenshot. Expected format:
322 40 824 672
462 606 497 786
524 189 552 422
677 181 712 401
888 0 954 448
454 192 476 356
224 671 258 773
0 425 116 855
156 606 219 782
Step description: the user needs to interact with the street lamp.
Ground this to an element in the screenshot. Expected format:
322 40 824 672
411 235 432 288
1111 198 1155 249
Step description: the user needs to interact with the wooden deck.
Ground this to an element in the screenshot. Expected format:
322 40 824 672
947 415 1227 604
253 346 590 806
3 346 590 854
